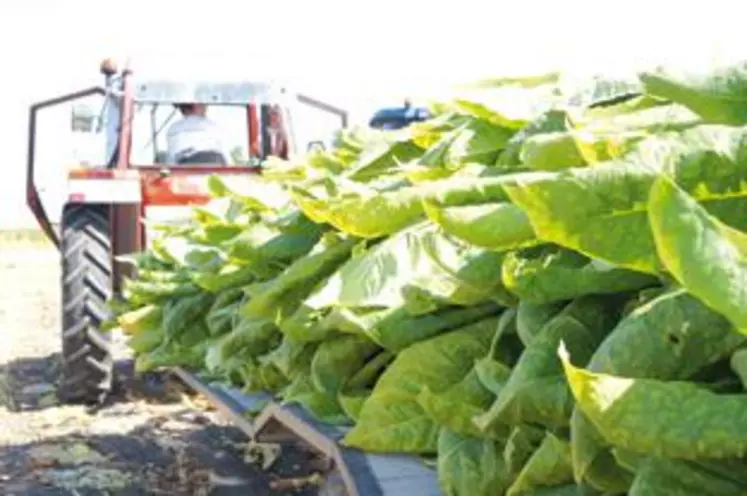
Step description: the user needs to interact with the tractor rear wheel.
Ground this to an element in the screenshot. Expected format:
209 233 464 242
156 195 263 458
59 204 114 404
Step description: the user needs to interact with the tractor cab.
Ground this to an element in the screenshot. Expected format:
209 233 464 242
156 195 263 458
64 60 349 168
26 59 349 405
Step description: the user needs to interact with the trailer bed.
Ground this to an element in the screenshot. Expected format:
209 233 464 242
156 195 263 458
171 367 441 496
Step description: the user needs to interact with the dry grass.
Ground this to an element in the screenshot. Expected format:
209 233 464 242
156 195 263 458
0 229 54 247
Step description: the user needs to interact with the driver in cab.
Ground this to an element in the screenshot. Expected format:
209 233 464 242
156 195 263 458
166 103 229 165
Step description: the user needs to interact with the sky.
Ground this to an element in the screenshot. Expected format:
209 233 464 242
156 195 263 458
1 0 746 228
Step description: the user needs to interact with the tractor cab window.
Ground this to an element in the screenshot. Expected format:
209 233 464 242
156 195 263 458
129 103 250 166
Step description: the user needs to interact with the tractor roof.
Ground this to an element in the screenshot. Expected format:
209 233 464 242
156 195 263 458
133 80 290 105
101 59 290 105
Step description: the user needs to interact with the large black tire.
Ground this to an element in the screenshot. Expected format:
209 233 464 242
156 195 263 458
59 204 114 404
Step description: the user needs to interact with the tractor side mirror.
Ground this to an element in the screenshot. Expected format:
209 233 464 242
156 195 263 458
155 151 169 164
71 104 97 133
307 140 326 152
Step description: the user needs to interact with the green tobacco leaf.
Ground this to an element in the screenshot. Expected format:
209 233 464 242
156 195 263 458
587 289 743 380
503 125 747 274
117 304 162 335
345 350 395 391
519 484 602 496
485 309 526 368
409 112 467 146
345 139 425 182
507 432 574 495
338 391 370 422
257 361 289 391
123 278 200 305
730 349 747 389
452 80 561 130
552 103 702 168
205 175 291 211
281 375 350 425
503 425 546 478
368 303 502 351
291 184 424 239
277 304 341 343
649 176 747 331
498 109 569 168
570 289 744 487
640 62 747 125
310 336 380 394
502 244 657 304
309 303 500 352
576 94 664 121
342 318 497 453
162 293 215 339
628 457 747 496
560 343 747 459
225 211 324 268
404 132 459 184
423 202 536 251
489 308 516 348
242 237 356 322
476 296 622 431
209 317 280 365
437 429 510 496
520 131 587 171
516 300 566 347
441 249 517 307
570 422 633 494
205 301 242 337
572 102 701 134
418 368 507 439
262 337 318 381
504 162 658 273
465 72 560 90
305 223 507 312
126 328 163 354
564 74 641 109
474 357 512 396
191 264 255 293
418 172 516 207
446 118 514 166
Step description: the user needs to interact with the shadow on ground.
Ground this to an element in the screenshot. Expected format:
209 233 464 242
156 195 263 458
0 354 325 495
0 412 323 495
2 353 184 413
1 351 65 412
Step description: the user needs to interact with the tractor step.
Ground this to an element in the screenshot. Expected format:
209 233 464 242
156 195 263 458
171 367 440 496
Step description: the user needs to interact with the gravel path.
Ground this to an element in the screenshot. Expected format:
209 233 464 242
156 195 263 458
0 241 323 495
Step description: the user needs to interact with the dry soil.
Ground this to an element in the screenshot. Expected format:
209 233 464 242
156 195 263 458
0 240 322 495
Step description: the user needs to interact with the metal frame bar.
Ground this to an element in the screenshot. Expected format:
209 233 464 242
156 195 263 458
171 367 356 496
169 367 441 496
26 86 106 248
297 93 349 128
171 367 259 436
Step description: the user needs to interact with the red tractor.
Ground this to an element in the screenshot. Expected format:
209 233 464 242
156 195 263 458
26 59 348 404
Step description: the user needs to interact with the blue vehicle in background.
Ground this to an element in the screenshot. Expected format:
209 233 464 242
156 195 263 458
306 100 432 152
368 100 431 130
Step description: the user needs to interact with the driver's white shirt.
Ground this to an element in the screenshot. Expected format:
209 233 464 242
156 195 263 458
166 115 226 163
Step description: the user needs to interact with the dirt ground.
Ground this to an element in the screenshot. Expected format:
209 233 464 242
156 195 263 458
0 240 323 495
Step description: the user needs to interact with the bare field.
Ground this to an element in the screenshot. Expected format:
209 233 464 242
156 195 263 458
0 240 320 495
